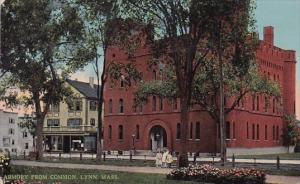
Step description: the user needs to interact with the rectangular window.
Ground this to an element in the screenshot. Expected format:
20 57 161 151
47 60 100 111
90 118 95 126
190 122 193 139
25 143 29 149
49 103 60 112
195 122 200 139
90 101 97 111
264 125 268 140
9 118 15 124
252 124 255 140
256 96 260 111
108 125 112 140
67 118 82 127
257 124 260 140
118 125 123 139
173 98 178 110
75 100 83 111
252 96 255 111
9 128 15 135
176 123 181 139
233 122 236 139
247 122 249 139
276 126 279 140
152 96 156 111
3 137 10 147
159 97 163 111
47 119 60 127
136 125 140 139
272 125 275 140
226 122 230 139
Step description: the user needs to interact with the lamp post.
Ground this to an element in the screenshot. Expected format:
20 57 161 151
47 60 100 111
131 134 136 153
155 133 161 150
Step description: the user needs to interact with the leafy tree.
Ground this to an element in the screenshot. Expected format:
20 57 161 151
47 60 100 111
1 0 86 160
74 1 143 161
124 0 263 166
282 114 299 153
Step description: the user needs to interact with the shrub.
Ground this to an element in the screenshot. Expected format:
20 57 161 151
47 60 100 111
167 164 266 184
0 154 11 177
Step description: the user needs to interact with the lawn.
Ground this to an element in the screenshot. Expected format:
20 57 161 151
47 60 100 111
233 153 300 160
40 157 160 167
6 165 201 184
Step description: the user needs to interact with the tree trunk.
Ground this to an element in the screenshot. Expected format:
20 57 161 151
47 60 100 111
219 42 226 166
178 96 189 167
35 117 44 160
33 93 44 160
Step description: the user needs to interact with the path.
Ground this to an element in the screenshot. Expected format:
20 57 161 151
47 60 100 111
42 153 300 165
11 160 300 184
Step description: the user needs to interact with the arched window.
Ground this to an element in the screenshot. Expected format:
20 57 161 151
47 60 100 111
176 123 181 139
120 78 124 88
118 125 123 139
152 96 156 111
136 125 140 139
195 122 200 139
152 70 157 80
119 99 124 113
109 99 113 114
108 125 112 139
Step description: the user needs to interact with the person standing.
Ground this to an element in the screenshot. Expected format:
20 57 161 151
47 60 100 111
155 151 163 167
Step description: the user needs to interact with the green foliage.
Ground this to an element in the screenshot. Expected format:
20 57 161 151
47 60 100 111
1 0 85 109
283 114 299 147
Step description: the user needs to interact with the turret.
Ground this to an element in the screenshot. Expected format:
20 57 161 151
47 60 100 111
283 50 296 115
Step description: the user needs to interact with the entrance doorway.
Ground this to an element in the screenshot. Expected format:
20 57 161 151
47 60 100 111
149 125 167 151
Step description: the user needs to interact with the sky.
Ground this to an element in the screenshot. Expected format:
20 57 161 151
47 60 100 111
0 0 299 118
72 0 300 119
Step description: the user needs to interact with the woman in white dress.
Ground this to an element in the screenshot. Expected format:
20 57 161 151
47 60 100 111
155 151 163 167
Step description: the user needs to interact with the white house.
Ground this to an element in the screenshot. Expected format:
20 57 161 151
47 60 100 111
0 109 33 155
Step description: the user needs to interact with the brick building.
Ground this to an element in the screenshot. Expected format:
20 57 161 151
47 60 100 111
103 26 297 155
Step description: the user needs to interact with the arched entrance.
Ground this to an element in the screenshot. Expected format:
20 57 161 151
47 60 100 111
149 125 167 151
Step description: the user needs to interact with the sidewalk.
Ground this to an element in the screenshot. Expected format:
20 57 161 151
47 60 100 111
11 160 300 184
42 153 300 165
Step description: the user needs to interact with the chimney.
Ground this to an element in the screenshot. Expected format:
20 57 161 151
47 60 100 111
89 77 94 88
263 26 274 45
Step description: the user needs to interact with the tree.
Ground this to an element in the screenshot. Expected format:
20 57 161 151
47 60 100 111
75 1 143 161
124 0 260 167
283 114 299 153
1 0 86 160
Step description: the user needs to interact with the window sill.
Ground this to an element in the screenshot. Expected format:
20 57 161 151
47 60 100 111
195 139 200 141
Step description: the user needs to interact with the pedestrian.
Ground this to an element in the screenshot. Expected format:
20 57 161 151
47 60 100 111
162 150 169 168
155 150 163 167
166 152 173 168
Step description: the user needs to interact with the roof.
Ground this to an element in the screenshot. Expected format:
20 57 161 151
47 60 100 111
66 79 100 99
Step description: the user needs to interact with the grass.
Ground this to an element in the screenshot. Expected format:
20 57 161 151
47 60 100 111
40 157 160 167
6 165 201 184
233 153 300 160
